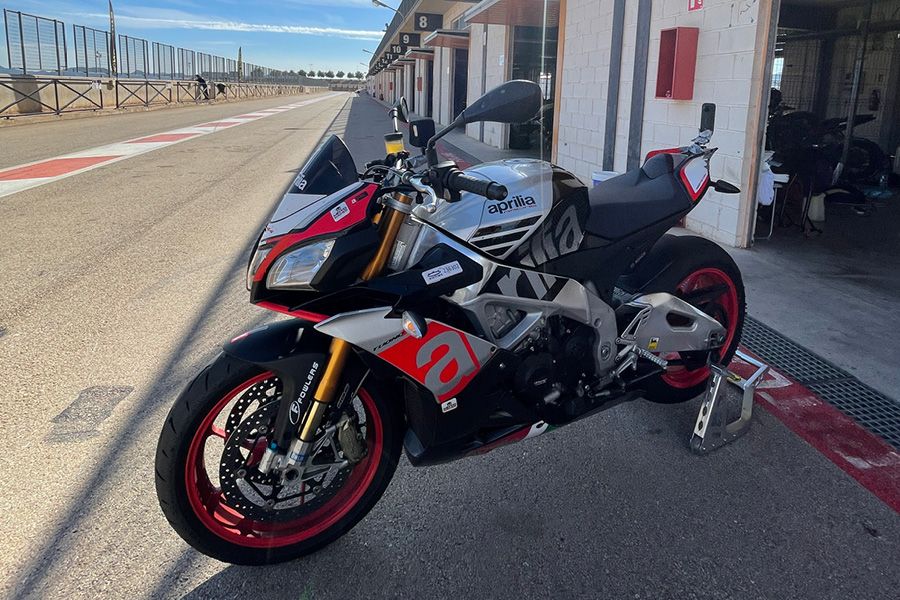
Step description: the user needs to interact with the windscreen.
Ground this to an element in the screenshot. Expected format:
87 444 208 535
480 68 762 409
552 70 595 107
288 134 358 196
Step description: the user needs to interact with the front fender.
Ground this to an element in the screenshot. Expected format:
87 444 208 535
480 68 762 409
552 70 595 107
223 319 333 447
224 318 332 366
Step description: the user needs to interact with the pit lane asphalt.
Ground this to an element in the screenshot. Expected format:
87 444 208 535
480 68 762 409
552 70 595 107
0 93 897 600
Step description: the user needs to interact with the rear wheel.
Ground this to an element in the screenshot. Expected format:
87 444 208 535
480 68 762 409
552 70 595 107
633 237 745 403
155 353 402 564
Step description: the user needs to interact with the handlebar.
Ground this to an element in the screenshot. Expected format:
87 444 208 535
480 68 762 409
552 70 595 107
444 170 508 201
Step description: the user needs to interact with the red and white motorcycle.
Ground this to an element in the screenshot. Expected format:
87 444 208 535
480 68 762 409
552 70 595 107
155 80 745 564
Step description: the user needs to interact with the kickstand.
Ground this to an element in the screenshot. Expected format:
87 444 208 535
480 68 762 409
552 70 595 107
689 350 768 454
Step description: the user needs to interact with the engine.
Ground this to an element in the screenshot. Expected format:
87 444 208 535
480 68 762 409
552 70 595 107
507 315 595 423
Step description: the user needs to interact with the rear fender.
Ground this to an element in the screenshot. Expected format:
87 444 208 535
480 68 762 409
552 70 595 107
617 234 728 295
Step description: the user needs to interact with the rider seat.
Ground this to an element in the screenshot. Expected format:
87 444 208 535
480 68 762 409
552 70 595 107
585 153 690 241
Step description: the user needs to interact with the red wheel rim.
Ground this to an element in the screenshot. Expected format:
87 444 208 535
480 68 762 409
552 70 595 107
660 268 739 389
184 372 383 548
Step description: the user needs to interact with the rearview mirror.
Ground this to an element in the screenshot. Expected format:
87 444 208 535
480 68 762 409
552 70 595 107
455 80 542 126
392 97 409 124
409 118 436 149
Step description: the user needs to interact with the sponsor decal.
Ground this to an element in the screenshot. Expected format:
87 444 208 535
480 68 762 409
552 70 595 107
330 202 350 222
296 174 308 191
441 397 458 413
422 261 463 285
373 331 405 352
487 194 538 215
648 337 660 351
289 361 320 425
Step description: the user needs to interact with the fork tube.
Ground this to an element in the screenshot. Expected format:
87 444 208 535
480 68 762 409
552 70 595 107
297 193 413 443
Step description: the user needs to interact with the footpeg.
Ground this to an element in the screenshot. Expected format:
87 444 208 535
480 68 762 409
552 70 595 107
690 350 768 454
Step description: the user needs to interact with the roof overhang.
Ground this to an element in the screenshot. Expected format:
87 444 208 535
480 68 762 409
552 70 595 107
423 29 470 50
465 0 560 27
405 47 435 60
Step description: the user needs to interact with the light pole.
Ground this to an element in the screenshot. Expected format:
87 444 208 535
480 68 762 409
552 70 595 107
371 0 400 14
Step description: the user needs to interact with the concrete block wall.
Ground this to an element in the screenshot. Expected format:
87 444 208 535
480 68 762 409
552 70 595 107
639 0 760 246
403 64 415 112
556 0 764 247
555 0 616 181
414 58 431 117
435 47 455 125
466 23 510 148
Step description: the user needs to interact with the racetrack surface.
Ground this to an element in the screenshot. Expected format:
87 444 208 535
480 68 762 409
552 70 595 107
0 93 897 600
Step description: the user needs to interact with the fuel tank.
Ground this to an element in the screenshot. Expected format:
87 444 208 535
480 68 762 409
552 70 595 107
422 158 589 267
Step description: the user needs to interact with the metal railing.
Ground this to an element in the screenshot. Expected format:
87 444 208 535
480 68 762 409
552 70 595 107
0 76 322 118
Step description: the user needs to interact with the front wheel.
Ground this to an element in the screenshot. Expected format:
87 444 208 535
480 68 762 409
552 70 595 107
155 353 402 565
631 236 746 403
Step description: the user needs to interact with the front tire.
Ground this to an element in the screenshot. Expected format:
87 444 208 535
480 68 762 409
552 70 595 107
155 353 402 565
626 236 745 404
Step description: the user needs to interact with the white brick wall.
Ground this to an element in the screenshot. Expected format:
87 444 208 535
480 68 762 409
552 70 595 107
556 0 764 247
555 0 617 178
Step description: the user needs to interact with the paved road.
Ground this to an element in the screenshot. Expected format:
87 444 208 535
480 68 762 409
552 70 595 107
0 94 898 600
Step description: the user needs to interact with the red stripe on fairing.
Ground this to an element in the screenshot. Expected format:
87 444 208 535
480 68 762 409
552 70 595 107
255 301 328 323
731 349 900 514
127 133 200 143
196 121 242 128
252 183 379 283
0 156 121 181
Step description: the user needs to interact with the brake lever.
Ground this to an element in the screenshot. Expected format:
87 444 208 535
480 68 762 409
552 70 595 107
407 174 440 214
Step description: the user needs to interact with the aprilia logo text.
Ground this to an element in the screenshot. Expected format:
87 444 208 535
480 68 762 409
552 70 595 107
487 195 537 215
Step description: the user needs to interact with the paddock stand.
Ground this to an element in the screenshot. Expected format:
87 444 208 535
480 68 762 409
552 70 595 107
690 350 769 454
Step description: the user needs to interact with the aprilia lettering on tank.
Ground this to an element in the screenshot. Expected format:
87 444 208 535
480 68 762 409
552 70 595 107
517 203 585 267
487 195 537 215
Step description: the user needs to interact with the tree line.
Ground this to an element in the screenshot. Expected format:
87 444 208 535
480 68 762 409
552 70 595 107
259 69 365 79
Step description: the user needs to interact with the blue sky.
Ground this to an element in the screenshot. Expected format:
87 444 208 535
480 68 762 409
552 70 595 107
3 0 392 74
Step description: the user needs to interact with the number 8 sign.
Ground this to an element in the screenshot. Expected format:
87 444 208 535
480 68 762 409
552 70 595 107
414 13 442 31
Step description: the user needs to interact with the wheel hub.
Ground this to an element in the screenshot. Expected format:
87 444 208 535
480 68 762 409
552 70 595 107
219 400 352 522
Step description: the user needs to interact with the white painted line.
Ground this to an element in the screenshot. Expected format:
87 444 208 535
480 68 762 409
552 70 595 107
0 92 346 200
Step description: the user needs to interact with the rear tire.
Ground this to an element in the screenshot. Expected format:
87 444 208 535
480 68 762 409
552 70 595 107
625 236 745 404
155 353 403 565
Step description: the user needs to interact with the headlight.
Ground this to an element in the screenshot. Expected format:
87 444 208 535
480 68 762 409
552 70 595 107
266 239 335 290
246 247 272 290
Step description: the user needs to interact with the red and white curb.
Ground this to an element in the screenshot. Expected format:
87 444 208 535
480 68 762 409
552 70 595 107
0 92 345 199
731 350 900 514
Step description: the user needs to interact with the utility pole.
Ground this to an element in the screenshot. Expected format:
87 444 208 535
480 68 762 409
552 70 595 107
237 46 243 83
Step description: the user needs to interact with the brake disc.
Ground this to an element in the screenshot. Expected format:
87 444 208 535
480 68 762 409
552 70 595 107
218 400 352 523
224 376 281 438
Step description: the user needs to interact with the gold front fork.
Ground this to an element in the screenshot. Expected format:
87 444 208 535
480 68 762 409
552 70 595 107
297 192 413 443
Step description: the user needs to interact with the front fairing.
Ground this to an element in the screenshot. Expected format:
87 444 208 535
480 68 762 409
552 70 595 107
248 136 382 308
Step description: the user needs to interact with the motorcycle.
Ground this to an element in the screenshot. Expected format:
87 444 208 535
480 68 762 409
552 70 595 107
767 88 886 183
155 80 745 564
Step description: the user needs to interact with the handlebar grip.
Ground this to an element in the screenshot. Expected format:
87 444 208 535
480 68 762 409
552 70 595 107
445 170 508 201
